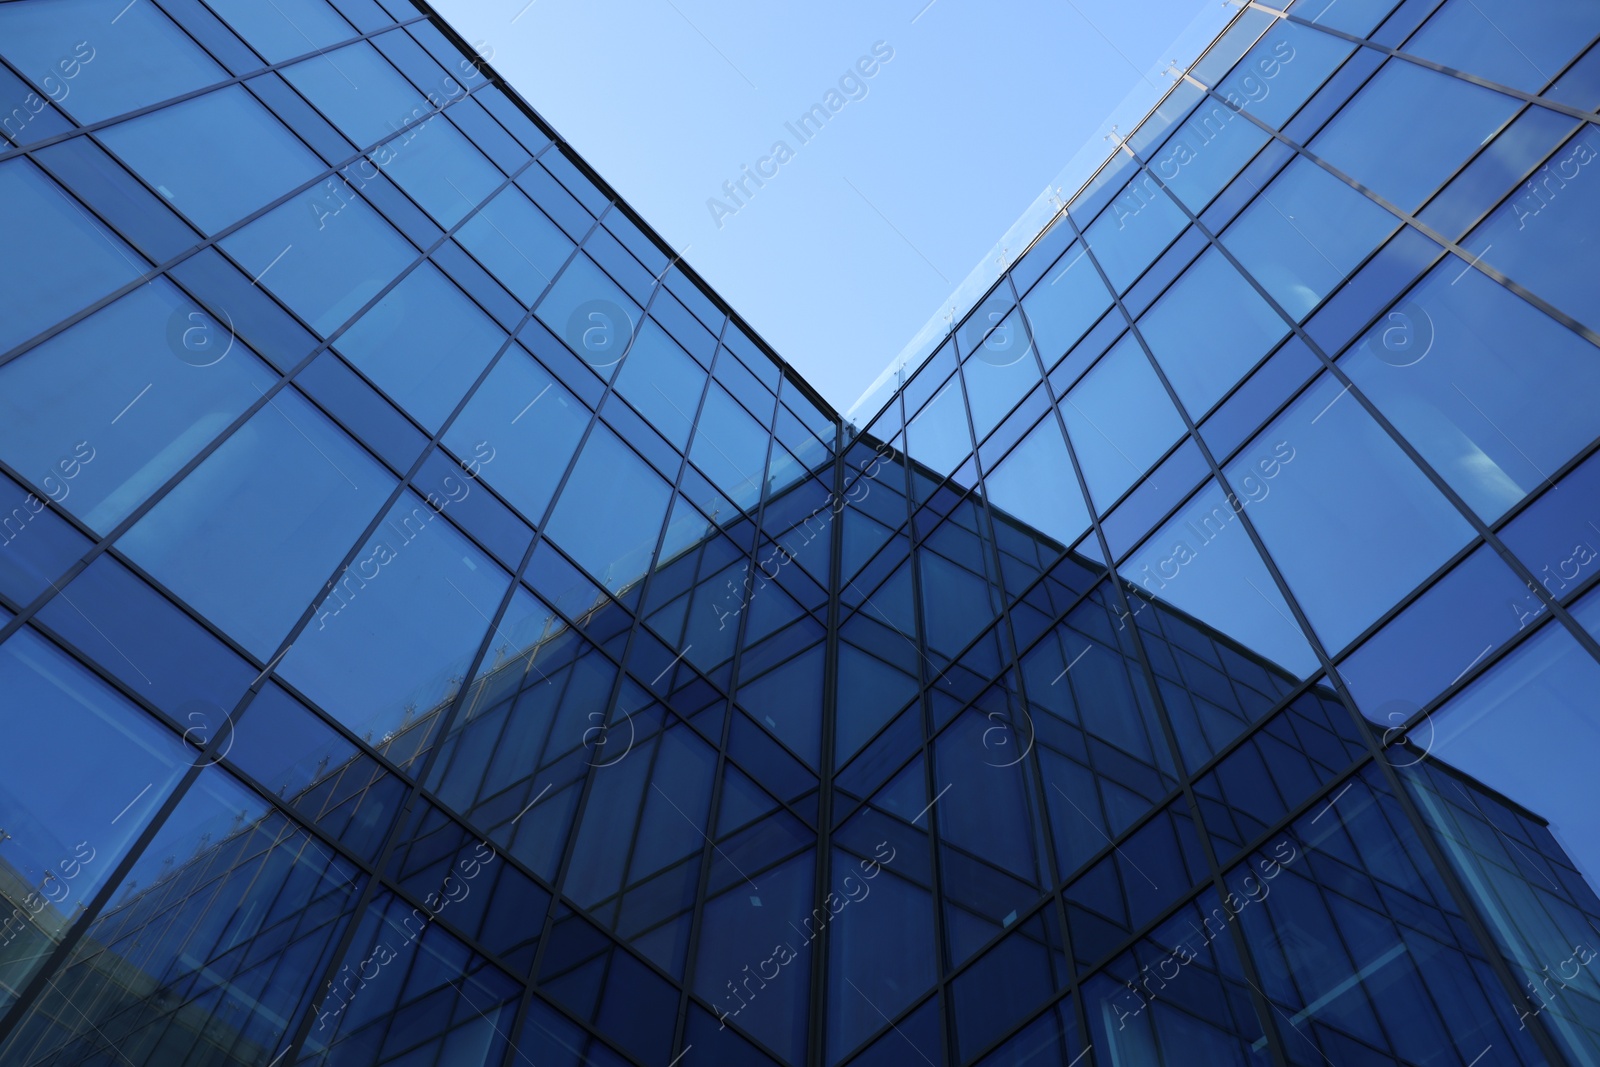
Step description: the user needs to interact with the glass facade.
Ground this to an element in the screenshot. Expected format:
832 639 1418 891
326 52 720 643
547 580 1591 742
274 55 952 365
1 0 1599 1064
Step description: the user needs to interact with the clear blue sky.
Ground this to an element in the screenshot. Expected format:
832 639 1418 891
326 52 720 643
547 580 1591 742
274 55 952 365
432 0 1222 413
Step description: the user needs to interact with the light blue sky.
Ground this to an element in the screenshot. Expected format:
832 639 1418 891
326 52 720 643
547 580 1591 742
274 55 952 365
432 0 1223 413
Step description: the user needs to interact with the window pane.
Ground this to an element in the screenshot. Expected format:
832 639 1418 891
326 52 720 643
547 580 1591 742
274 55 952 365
281 40 425 149
1222 157 1397 320
1461 126 1600 335
1061 335 1187 510
0 0 224 125
381 113 503 228
534 254 640 380
118 389 395 658
0 158 144 354
1342 259 1600 521
1406 0 1600 94
442 344 589 523
1216 19 1356 130
334 261 504 430
983 418 1091 548
1119 476 1319 679
0 280 277 534
1138 247 1287 417
97 85 324 235
1085 172 1188 291
963 310 1042 440
281 490 509 739
1021 242 1111 366
614 320 704 450
905 374 973 479
0 627 186 1013
205 0 355 63
1311 61 1520 212
691 384 769 511
456 185 572 304
545 426 671 593
1151 92 1272 213
1229 373 1474 653
221 180 416 338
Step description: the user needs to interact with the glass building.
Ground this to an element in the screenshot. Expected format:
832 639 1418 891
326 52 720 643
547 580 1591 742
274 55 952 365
1 0 1599 1063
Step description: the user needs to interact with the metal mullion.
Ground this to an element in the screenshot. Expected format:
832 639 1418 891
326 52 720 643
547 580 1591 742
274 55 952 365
1068 161 1576 1063
950 277 1085 1066
1056 202 1299 1066
265 192 631 1065
1248 1 1600 128
0 13 439 167
1128 97 1600 676
0 72 502 371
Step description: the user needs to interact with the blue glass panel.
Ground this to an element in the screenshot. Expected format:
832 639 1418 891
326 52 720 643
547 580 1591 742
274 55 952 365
0 627 186 1012
1228 373 1474 653
0 280 277 534
380 111 503 227
98 85 325 235
905 374 972 480
33 132 200 263
221 180 416 338
456 184 572 304
534 254 641 380
963 311 1042 441
1501 447 1600 605
334 261 504 431
1406 0 1600 94
0 473 89 607
692 384 770 512
1341 258 1600 521
983 418 1090 549
205 0 355 63
546 426 672 594
615 320 704 450
0 0 223 125
1311 60 1521 212
280 39 426 149
280 490 508 740
1084 173 1188 292
0 158 144 355
1152 91 1272 214
444 344 589 525
1138 247 1287 417
1222 157 1397 320
1061 335 1187 510
1461 126 1600 334
1285 0 1400 34
1216 19 1356 130
1338 545 1531 719
118 388 395 658
1120 476 1319 679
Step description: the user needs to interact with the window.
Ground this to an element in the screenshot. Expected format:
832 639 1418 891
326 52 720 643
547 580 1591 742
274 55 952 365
0 158 145 354
544 426 671 594
1061 335 1187 510
0 280 277 533
334 261 504 431
206 0 356 64
456 185 572 304
0 0 224 125
1223 157 1397 320
97 85 325 235
1228 373 1473 654
117 389 395 658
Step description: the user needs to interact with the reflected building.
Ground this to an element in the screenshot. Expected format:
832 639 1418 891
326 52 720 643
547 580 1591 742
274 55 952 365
2 0 1600 1064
